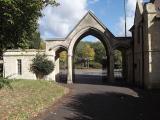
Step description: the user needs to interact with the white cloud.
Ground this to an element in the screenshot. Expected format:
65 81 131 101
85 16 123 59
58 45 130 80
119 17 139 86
89 0 99 4
39 0 88 39
116 0 143 36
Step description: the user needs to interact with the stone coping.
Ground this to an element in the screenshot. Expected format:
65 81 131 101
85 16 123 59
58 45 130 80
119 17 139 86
45 38 65 41
5 49 45 52
3 49 46 56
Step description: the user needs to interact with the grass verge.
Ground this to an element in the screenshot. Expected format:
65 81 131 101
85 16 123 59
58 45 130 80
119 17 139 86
0 80 67 120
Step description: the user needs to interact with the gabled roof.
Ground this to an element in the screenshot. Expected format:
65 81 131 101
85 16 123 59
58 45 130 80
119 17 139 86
45 11 115 41
129 25 135 32
66 11 114 38
137 0 144 14
87 11 107 29
129 0 144 31
133 0 143 24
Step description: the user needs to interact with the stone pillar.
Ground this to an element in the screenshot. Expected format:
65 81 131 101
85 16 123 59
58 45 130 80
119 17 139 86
55 57 60 82
102 56 108 82
122 51 127 80
108 53 114 81
46 51 56 81
67 54 73 84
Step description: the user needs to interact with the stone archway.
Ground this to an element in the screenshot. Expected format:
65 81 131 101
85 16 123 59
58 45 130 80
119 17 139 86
112 37 131 80
67 27 114 83
45 11 132 84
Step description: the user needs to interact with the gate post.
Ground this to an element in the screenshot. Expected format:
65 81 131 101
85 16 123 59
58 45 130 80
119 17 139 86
109 53 114 81
67 54 73 84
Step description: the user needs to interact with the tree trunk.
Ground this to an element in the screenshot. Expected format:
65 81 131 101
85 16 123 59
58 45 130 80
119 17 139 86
36 73 44 80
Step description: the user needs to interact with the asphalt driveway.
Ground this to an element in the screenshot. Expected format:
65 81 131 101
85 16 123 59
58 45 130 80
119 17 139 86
34 74 160 120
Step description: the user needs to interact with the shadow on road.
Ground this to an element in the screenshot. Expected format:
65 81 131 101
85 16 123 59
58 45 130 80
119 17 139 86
74 74 104 85
37 69 160 120
58 73 130 88
59 69 128 87
35 72 160 120
64 90 160 120
74 74 129 88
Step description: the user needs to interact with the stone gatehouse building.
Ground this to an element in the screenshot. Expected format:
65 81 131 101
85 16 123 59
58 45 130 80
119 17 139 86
131 0 160 89
2 0 160 89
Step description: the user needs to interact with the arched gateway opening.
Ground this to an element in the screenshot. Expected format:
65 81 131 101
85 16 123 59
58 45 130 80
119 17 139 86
52 45 68 83
73 35 108 84
68 27 112 84
45 11 131 84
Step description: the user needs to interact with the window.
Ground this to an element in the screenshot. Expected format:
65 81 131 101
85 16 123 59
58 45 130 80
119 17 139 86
17 59 22 75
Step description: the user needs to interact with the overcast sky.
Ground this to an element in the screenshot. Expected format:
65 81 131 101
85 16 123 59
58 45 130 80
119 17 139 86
38 0 150 41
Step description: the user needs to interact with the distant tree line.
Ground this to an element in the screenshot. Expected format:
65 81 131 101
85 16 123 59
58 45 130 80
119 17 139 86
59 41 122 69
74 41 105 69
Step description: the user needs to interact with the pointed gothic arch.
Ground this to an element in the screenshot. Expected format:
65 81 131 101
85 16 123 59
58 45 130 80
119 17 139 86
45 11 131 83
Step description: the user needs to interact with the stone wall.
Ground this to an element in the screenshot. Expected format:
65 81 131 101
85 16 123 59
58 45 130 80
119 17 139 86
144 3 160 88
3 49 55 80
132 1 160 89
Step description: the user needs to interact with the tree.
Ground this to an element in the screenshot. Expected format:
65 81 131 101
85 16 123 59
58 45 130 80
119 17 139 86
60 51 67 63
28 31 42 49
0 0 58 52
91 41 106 64
76 41 107 64
74 41 86 60
39 40 46 49
114 50 122 68
82 44 95 68
30 54 54 79
26 28 46 50
59 51 67 69
82 44 95 60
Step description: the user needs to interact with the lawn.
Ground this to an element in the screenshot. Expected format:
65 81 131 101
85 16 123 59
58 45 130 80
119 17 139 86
0 79 68 120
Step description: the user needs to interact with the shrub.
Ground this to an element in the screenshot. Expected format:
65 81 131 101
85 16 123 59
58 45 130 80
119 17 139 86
30 54 54 79
0 64 3 77
75 63 85 69
89 62 102 69
0 77 12 89
0 73 2 78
